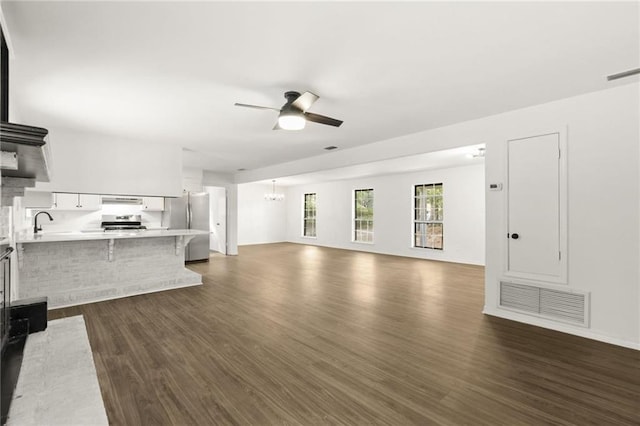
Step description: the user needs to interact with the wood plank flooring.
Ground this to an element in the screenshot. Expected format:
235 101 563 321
49 243 640 425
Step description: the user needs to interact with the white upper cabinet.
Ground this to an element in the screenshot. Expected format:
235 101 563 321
78 194 101 210
48 193 162 211
22 191 53 209
53 193 101 211
142 197 165 211
52 193 77 210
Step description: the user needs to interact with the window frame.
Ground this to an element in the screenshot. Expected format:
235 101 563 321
302 192 317 238
413 183 443 250
353 188 374 244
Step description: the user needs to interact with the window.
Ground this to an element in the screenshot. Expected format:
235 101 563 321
303 193 317 237
354 188 374 243
414 183 443 249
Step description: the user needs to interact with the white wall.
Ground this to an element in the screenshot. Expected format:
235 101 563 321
237 183 287 246
34 127 183 197
182 167 203 193
481 83 640 349
285 164 485 265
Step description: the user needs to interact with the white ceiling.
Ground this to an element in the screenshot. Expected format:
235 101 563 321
3 1 639 175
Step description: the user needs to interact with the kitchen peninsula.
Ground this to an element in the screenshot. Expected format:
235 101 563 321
15 229 208 308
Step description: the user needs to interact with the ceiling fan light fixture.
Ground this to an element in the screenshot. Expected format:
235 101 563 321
235 90 342 130
278 112 306 130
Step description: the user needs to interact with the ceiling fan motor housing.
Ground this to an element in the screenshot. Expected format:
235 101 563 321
284 91 301 101
281 92 304 117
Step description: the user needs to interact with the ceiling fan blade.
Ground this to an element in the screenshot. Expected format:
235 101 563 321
304 112 343 127
234 103 281 112
291 91 319 112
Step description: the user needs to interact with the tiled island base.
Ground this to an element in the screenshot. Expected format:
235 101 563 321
18 236 202 308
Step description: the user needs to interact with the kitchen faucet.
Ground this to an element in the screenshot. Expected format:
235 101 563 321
34 211 53 234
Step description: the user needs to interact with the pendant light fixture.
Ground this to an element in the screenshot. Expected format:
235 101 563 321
264 180 284 201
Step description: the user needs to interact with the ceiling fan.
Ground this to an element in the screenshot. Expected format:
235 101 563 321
234 91 343 131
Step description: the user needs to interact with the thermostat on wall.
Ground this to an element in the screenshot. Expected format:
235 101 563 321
489 183 503 191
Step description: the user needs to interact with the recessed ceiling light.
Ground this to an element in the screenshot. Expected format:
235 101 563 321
324 146 338 151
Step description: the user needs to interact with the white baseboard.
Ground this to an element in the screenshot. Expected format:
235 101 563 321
483 306 640 351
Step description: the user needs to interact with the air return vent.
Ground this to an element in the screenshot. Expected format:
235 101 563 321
500 282 589 327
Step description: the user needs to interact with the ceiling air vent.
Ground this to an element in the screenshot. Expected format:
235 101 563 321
500 282 589 327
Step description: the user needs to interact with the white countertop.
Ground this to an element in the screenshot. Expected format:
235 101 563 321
16 229 208 244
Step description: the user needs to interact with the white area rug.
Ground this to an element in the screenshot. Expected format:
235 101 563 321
7 315 108 426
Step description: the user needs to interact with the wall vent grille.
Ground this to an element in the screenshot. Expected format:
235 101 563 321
500 282 589 327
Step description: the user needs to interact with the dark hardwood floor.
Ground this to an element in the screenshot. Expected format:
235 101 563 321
49 243 640 425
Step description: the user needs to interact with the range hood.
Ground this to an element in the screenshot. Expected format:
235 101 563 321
101 196 143 205
1 122 51 182
1 122 51 206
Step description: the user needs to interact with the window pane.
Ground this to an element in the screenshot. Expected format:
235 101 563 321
432 225 443 249
354 189 374 242
413 184 443 249
303 193 317 237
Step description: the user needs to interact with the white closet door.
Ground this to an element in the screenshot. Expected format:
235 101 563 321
507 132 563 280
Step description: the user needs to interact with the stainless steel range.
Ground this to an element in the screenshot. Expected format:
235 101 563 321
100 215 146 231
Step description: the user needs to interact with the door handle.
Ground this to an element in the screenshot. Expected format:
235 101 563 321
511 233 519 239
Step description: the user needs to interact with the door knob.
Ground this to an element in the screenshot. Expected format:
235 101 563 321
511 233 519 239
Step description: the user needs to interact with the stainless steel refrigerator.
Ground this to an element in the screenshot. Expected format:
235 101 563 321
163 192 210 262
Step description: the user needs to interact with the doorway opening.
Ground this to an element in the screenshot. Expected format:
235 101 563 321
205 186 227 255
